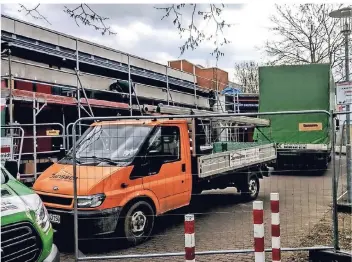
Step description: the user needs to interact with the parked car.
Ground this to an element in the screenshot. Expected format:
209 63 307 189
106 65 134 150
1 161 60 262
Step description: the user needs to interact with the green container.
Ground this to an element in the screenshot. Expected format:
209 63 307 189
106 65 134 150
254 64 334 145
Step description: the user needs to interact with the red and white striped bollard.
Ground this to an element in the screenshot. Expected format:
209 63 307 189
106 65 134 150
253 200 265 262
185 214 195 262
271 193 281 262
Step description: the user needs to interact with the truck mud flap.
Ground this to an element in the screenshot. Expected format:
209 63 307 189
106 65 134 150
259 165 271 177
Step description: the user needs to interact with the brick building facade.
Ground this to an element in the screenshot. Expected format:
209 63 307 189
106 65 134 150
168 59 229 91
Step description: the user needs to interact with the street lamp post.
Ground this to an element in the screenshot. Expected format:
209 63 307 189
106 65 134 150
329 7 352 204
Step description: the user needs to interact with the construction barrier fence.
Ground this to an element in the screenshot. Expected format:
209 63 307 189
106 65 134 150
57 109 341 262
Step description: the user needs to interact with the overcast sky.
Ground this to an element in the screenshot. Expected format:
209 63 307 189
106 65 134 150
1 3 276 82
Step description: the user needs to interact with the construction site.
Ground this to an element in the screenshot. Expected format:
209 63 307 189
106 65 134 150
1 15 259 184
1 9 351 262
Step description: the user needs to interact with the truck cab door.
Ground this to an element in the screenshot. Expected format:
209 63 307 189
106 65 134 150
142 126 187 212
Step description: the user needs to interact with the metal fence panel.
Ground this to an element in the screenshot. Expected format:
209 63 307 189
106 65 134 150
50 109 340 261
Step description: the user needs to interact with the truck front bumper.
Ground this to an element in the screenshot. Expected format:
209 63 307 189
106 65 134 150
43 244 60 262
47 207 122 236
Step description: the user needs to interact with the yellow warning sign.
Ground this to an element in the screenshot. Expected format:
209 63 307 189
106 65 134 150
46 130 60 136
299 123 322 132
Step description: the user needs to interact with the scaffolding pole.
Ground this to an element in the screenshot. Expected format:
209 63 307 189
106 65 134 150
76 39 81 135
193 65 197 108
8 48 14 137
128 55 133 116
75 69 94 117
32 93 46 180
166 67 170 105
32 94 37 181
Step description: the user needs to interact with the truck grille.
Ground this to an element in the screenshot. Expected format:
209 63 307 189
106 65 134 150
38 193 73 206
1 222 42 262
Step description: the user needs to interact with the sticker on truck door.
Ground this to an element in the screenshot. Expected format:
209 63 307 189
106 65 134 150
299 123 322 131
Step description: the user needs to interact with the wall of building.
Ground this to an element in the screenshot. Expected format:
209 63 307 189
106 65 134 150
197 67 228 91
1 15 195 83
169 60 195 75
169 60 229 91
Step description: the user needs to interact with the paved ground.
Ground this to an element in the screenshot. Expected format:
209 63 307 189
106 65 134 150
57 158 346 262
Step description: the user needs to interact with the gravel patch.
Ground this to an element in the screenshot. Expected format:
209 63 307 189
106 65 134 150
283 210 351 261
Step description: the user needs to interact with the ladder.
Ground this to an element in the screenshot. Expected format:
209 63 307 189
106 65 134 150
141 104 270 127
141 103 270 149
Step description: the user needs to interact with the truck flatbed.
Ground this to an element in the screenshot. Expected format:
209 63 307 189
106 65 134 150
197 142 277 179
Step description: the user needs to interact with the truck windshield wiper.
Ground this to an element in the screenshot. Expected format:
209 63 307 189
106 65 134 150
63 155 81 164
79 156 119 166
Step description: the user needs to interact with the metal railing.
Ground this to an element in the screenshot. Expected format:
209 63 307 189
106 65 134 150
1 126 24 170
8 122 65 182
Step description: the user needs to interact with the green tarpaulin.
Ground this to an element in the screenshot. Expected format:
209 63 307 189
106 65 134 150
254 64 332 144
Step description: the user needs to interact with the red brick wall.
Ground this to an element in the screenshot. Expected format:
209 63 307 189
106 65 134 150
169 61 182 71
197 68 228 91
169 60 195 74
168 60 229 91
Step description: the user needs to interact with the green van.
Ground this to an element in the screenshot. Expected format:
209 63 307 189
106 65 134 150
1 162 60 262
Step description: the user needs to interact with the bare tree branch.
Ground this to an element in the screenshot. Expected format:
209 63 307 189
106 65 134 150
18 4 52 25
17 4 116 36
155 4 232 61
264 4 351 80
234 61 259 93
63 4 116 35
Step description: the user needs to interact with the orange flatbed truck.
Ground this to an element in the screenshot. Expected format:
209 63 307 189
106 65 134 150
33 117 276 245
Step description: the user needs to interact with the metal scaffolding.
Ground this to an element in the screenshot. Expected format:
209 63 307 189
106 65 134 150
0 17 250 184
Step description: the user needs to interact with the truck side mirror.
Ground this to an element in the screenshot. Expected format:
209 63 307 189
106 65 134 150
4 160 18 178
58 145 66 160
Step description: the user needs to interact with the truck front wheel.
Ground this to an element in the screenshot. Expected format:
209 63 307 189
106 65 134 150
240 173 260 201
123 201 155 246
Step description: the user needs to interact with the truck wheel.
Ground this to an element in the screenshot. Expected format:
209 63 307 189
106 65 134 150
123 201 155 246
240 173 260 201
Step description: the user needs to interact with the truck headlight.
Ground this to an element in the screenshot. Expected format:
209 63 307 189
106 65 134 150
35 202 50 233
77 193 105 208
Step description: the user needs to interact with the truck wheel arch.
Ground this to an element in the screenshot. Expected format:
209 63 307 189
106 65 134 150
120 194 159 216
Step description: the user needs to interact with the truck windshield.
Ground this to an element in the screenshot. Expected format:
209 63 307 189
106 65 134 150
68 125 152 163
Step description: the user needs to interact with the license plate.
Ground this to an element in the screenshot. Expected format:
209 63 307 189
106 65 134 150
49 213 61 224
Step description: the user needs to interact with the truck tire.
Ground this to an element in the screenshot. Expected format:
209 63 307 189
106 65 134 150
240 173 260 201
122 201 155 246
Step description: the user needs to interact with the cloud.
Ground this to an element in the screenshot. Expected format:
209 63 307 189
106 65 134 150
1 3 273 74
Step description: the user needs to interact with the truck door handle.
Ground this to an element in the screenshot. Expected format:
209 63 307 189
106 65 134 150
182 163 186 172
121 183 128 188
